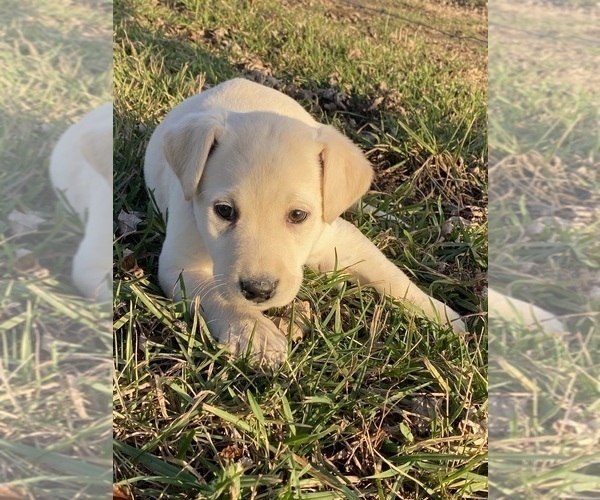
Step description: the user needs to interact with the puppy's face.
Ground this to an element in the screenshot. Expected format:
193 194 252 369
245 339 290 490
164 109 373 311
195 114 325 309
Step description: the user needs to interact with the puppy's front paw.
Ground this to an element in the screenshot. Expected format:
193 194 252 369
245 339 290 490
439 305 465 333
420 295 465 333
216 314 288 367
449 314 466 333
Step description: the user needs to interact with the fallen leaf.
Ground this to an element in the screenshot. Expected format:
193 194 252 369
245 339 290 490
219 443 244 460
367 96 384 112
0 485 31 499
14 248 50 278
440 220 454 238
409 394 441 436
589 286 600 299
14 249 37 272
118 210 143 237
113 484 133 500
8 209 45 235
348 48 362 60
210 26 228 41
121 249 144 278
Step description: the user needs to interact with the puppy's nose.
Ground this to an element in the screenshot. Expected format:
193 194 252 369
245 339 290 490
239 278 278 303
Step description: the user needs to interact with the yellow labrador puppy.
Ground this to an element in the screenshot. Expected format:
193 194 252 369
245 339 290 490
50 103 112 302
145 78 464 365
488 288 564 333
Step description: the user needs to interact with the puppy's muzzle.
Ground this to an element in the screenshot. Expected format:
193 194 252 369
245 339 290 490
239 277 279 303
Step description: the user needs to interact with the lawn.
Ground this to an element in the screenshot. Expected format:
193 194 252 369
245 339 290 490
0 0 112 498
113 0 488 497
489 0 600 497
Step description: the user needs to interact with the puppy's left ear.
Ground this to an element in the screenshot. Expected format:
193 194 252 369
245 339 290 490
318 125 373 223
81 125 113 184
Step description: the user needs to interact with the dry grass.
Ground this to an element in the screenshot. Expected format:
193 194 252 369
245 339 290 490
489 0 600 497
113 0 488 497
0 0 111 497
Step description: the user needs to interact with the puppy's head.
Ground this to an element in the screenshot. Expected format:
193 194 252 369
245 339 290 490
163 109 372 310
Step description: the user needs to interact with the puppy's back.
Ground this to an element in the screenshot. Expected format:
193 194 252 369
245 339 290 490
163 78 316 128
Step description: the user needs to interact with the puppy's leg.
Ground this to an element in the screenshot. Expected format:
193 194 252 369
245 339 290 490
160 262 288 365
308 218 465 332
159 217 287 366
488 288 564 333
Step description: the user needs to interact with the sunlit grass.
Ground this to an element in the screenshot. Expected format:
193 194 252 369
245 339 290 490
113 0 488 497
0 0 111 497
489 1 600 497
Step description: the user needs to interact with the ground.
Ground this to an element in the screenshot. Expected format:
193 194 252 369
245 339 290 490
113 0 487 498
489 0 600 496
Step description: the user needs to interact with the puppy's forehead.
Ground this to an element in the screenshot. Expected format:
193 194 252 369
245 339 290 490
205 112 322 190
230 112 319 161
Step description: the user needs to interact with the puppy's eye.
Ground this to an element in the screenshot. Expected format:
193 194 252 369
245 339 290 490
288 209 308 224
214 203 236 221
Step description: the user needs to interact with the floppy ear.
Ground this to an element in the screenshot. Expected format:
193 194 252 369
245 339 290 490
81 125 113 184
163 110 227 200
318 125 373 223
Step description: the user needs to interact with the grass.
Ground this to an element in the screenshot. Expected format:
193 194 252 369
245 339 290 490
114 0 487 497
489 0 600 497
0 0 112 498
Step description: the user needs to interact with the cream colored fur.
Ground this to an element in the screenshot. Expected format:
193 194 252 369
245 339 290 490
144 78 464 365
49 103 112 302
488 288 564 333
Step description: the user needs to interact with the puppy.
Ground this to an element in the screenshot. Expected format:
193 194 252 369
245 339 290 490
49 103 112 302
144 78 464 365
488 287 564 333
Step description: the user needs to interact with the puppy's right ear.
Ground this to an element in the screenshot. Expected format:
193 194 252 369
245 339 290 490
163 110 227 200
